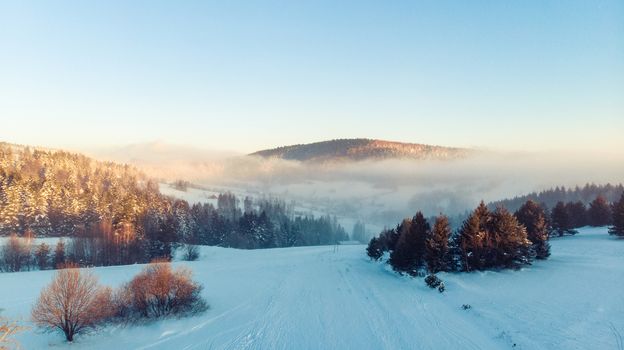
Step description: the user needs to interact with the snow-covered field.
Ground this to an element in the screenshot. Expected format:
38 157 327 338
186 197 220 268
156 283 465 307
1 227 622 350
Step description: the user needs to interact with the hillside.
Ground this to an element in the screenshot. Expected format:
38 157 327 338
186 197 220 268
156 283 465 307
489 183 624 212
250 139 471 162
0 142 160 237
2 226 622 349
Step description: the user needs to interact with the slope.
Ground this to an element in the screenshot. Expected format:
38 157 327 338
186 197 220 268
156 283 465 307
0 227 622 349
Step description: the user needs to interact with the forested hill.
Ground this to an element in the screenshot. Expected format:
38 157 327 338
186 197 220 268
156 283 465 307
0 142 161 237
489 183 624 212
0 142 347 256
250 139 471 162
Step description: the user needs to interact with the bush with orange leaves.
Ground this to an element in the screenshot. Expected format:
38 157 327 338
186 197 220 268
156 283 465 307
113 259 207 320
31 264 113 342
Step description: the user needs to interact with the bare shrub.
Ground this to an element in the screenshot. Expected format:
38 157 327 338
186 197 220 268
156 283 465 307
182 244 200 261
0 317 25 350
425 274 442 289
31 264 113 342
120 259 207 319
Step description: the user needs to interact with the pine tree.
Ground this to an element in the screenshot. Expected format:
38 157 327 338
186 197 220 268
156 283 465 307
425 215 451 273
551 201 576 236
410 212 429 270
565 201 587 228
389 212 430 275
515 200 550 259
588 196 612 227
458 202 489 271
366 237 384 261
351 221 367 243
609 193 624 237
490 207 532 268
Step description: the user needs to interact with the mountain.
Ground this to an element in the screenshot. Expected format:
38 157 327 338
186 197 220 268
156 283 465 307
249 139 471 162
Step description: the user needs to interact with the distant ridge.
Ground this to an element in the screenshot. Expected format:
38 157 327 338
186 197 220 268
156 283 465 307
249 139 471 162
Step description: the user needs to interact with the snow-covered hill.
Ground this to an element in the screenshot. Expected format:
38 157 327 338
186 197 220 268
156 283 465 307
1 227 622 349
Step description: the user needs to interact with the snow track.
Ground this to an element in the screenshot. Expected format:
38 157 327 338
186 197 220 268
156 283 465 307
1 227 622 349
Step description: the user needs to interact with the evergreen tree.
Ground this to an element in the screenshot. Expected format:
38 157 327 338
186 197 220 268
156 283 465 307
458 202 489 271
515 200 550 259
366 237 384 261
351 221 367 243
551 201 576 236
425 215 451 273
490 207 532 268
565 201 587 228
389 212 429 275
380 228 400 252
588 196 612 227
609 193 624 237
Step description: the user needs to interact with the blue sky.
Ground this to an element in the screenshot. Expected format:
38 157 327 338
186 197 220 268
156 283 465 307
0 0 622 153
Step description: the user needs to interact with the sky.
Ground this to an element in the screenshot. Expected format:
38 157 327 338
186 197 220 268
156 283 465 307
0 0 622 154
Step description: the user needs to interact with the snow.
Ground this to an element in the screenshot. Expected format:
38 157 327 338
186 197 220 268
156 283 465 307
1 227 623 349
159 184 220 206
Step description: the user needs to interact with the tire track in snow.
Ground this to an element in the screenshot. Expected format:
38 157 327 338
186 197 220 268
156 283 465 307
610 322 623 350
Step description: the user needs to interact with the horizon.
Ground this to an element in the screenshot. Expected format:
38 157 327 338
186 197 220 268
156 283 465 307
1 2 624 348
1 0 623 155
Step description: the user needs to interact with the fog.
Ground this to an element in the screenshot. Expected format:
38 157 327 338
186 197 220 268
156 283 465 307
92 143 624 230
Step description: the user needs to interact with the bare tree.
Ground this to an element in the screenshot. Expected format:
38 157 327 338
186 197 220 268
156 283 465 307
34 243 51 270
0 316 25 350
1 234 32 272
31 265 113 342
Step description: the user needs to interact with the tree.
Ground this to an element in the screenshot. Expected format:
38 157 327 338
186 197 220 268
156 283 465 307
425 215 451 273
31 265 113 342
588 196 612 227
389 212 429 275
0 234 31 272
53 239 66 269
120 259 207 319
366 237 384 261
565 201 587 228
351 221 367 244
458 202 489 271
458 202 532 271
34 242 51 270
609 193 624 237
551 201 576 236
515 200 550 259
489 207 532 269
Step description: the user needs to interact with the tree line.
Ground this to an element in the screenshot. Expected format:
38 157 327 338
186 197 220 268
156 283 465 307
489 183 623 213
367 200 548 275
0 145 347 271
368 194 624 276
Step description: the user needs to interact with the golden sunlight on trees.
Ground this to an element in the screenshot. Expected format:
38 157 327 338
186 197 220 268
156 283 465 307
116 259 207 319
0 317 25 350
31 264 113 342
